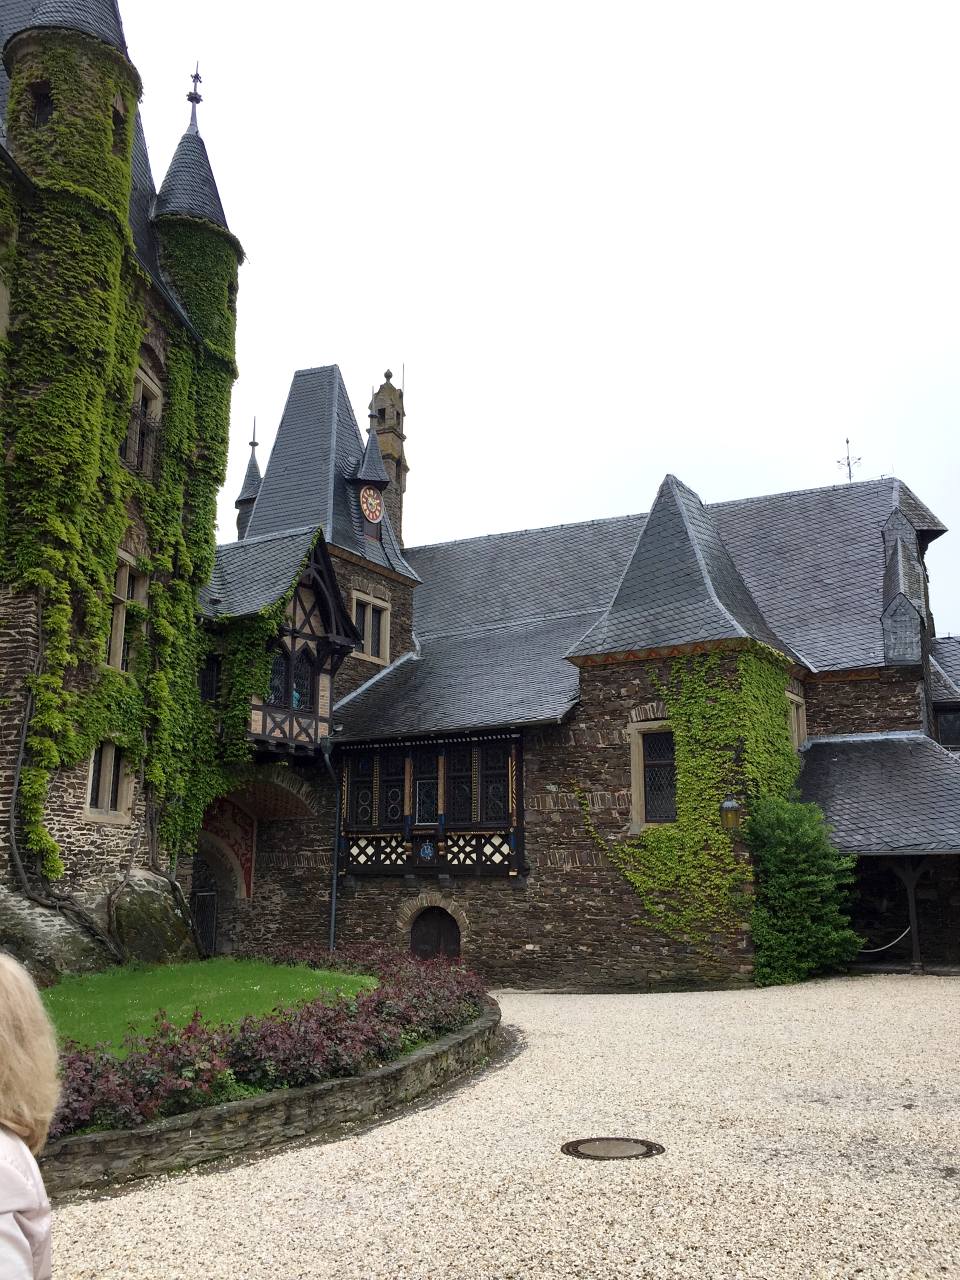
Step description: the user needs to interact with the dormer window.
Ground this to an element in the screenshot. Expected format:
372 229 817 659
29 82 53 128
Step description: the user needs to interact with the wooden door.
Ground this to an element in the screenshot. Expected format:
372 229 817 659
410 907 461 960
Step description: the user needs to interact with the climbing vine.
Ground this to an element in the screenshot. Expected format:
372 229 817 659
579 647 799 952
0 29 264 882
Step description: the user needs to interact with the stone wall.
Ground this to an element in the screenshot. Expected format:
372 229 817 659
40 1000 500 1197
336 656 753 989
804 666 925 737
330 551 415 701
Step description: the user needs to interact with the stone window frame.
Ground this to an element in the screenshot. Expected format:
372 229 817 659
628 719 677 835
83 741 135 826
105 549 149 673
786 691 807 751
351 590 391 666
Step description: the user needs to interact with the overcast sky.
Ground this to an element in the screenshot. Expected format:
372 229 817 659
124 1 960 634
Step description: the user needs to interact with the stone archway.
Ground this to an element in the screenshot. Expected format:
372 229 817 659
396 893 469 958
192 829 247 955
410 907 461 960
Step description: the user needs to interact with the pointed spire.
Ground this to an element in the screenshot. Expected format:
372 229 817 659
235 421 262 540
153 68 229 230
354 422 390 489
568 475 799 664
8 0 128 56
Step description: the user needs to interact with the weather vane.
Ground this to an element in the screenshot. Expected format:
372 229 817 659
837 437 861 484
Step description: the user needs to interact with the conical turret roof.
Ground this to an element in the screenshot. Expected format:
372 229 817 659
568 474 799 663
9 0 127 54
354 424 389 488
236 442 261 506
154 108 228 230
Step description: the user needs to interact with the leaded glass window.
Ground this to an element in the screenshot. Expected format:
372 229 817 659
268 650 289 706
447 747 473 825
349 753 375 827
292 649 315 711
414 749 438 825
480 744 510 824
380 749 404 828
643 731 676 823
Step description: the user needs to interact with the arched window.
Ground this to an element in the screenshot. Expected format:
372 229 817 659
268 650 289 706
292 649 315 711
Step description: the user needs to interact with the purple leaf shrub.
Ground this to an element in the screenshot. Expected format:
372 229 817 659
50 949 485 1141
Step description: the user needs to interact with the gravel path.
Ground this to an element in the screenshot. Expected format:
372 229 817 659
54 976 960 1280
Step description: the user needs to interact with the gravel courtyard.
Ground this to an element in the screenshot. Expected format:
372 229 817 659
54 976 959 1280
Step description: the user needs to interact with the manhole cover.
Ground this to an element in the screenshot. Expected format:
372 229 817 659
561 1137 664 1161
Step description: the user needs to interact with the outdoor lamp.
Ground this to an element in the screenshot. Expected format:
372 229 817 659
719 794 742 832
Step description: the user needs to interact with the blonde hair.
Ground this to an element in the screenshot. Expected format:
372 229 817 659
0 953 60 1154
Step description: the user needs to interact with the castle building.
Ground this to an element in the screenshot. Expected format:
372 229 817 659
0 0 957 985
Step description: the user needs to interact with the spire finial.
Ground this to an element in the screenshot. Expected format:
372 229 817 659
384 369 393 384
250 416 257 451
187 63 202 133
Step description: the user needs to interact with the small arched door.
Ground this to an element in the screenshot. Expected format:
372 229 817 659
411 907 461 961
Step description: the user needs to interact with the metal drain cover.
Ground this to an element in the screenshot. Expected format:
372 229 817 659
561 1137 664 1161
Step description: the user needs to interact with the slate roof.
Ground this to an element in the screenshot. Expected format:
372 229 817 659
930 637 960 703
800 733 960 854
6 0 126 53
154 120 229 231
244 366 418 581
355 426 389 486
334 476 946 742
236 443 262 505
569 474 797 662
199 525 319 619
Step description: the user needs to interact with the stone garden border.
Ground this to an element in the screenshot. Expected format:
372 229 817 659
41 999 501 1198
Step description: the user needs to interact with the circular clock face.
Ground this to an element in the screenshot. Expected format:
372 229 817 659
360 485 383 523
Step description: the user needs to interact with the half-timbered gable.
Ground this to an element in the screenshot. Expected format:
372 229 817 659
201 526 358 755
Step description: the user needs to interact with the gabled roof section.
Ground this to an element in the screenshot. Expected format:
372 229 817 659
568 474 797 664
199 525 320 619
355 426 389 487
245 365 419 581
154 124 228 231
800 733 960 854
7 0 126 54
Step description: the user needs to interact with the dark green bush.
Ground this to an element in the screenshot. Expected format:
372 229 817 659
746 793 862 986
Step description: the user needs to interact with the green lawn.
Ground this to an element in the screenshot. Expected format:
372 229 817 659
43 958 376 1053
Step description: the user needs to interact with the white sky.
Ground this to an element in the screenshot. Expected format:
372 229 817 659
124 1 960 633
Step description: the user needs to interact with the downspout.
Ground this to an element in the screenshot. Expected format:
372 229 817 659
320 736 340 954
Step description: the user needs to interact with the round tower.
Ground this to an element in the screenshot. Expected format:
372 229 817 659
2 0 141 221
152 71 243 359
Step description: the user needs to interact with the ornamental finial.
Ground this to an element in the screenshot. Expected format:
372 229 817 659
250 416 257 451
187 63 202 133
384 369 393 384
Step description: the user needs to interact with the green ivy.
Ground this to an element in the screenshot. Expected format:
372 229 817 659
579 647 800 953
0 29 260 881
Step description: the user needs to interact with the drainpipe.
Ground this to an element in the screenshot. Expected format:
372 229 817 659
320 736 340 954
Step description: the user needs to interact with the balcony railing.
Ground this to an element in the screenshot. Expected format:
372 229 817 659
344 828 517 876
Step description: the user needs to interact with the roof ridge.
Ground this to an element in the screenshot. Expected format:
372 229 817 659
215 523 318 551
706 475 897 512
406 512 644 555
419 606 602 642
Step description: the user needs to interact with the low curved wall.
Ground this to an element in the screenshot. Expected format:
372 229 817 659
41 1000 501 1198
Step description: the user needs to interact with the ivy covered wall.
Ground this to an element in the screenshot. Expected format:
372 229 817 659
0 26 253 890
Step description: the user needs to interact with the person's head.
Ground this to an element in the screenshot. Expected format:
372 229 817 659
0 953 60 1153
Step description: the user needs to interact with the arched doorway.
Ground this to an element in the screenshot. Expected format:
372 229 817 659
411 907 461 960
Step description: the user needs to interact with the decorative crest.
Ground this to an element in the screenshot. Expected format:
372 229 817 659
187 63 202 132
